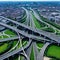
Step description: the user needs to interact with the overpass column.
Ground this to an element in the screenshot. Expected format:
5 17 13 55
58 43 59 46
43 36 46 43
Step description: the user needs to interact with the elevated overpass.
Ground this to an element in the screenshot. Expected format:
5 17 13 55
0 7 60 60
0 16 60 43
0 22 51 42
0 39 32 60
37 42 51 60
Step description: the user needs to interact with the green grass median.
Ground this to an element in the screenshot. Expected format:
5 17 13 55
0 29 17 54
32 13 46 29
45 44 60 59
30 47 34 60
42 27 55 33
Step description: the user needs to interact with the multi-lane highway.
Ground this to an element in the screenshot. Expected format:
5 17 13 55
0 22 52 42
37 42 50 60
0 36 18 42
0 13 60 43
0 7 60 60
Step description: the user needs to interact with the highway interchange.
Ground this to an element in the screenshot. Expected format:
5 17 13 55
0 7 60 60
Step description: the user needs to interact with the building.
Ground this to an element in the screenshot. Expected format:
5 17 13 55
49 12 60 24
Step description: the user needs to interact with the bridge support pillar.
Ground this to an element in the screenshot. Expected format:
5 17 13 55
58 43 59 46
